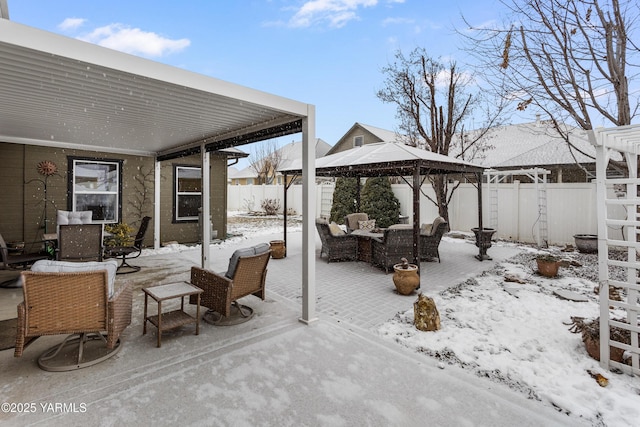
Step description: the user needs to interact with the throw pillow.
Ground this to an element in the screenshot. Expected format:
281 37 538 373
358 219 376 231
329 222 345 236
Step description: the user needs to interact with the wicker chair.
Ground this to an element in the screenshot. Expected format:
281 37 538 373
104 216 151 274
57 224 104 262
15 261 132 371
371 227 415 273
190 245 271 325
420 217 448 262
344 213 369 233
316 218 358 262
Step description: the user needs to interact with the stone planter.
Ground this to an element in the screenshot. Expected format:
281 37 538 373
392 263 420 295
269 240 286 259
536 257 560 278
574 234 597 253
471 227 496 261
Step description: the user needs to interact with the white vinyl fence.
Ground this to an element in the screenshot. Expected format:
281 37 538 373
228 181 621 245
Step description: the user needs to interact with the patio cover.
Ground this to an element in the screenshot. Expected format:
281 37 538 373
0 18 317 324
280 142 488 269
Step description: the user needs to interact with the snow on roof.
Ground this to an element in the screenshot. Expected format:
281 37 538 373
472 120 594 168
358 123 403 142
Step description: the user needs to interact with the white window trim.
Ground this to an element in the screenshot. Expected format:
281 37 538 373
175 165 202 221
71 159 120 224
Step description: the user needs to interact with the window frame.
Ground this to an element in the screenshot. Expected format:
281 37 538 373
353 135 364 147
173 164 202 223
68 157 123 224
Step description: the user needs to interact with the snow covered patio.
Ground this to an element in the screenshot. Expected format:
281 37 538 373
0 221 638 425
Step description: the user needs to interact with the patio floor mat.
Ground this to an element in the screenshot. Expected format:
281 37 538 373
0 318 17 351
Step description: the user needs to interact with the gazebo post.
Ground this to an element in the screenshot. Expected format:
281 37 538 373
477 171 484 260
356 176 362 211
412 165 421 277
283 172 288 257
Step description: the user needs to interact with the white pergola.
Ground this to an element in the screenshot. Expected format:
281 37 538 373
592 124 640 375
0 18 318 324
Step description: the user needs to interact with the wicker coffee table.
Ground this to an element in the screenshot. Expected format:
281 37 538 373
142 282 203 347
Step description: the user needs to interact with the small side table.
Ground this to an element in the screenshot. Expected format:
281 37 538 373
142 282 203 348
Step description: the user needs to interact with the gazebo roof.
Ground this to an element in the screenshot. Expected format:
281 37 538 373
280 142 485 177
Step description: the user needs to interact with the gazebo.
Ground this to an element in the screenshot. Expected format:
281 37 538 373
280 142 489 274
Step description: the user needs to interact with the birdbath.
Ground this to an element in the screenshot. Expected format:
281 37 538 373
471 227 497 261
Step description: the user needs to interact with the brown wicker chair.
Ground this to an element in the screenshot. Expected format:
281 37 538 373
371 227 414 273
344 213 369 233
15 264 132 371
57 224 104 262
420 217 448 262
190 245 271 325
316 218 358 262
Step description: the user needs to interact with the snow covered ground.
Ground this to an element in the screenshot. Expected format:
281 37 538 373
141 213 640 426
379 245 640 426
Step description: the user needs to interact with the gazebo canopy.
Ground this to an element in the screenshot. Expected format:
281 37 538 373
280 142 485 177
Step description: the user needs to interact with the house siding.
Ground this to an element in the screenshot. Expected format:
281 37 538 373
329 126 383 154
0 142 228 250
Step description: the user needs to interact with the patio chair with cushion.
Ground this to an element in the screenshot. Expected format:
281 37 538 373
344 213 369 233
420 217 448 262
0 232 48 270
104 216 151 274
371 225 414 273
57 223 104 262
189 243 271 325
14 259 132 371
316 218 358 262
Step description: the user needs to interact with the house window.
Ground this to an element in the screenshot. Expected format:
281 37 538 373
70 158 121 223
175 166 201 221
247 178 254 185
354 135 364 147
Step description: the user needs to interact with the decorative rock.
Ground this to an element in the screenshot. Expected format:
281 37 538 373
414 293 441 332
553 289 589 302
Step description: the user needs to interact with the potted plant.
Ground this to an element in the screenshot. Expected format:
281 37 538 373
392 257 420 295
104 222 135 247
536 253 561 278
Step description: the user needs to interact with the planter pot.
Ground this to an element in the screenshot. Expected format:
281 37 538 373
471 227 496 261
536 258 560 277
392 264 420 295
574 234 597 253
269 240 286 259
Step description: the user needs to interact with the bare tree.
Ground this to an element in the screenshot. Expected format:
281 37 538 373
377 48 505 222
462 0 640 163
249 139 283 184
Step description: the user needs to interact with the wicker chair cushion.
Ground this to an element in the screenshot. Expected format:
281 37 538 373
389 224 411 230
329 222 345 236
225 243 270 279
57 210 93 225
421 223 433 235
30 259 118 297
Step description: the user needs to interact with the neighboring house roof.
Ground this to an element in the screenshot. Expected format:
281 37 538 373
236 138 331 179
326 122 403 155
357 123 402 142
470 120 594 169
333 120 598 171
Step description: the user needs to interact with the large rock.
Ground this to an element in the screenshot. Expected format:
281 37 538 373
414 293 440 332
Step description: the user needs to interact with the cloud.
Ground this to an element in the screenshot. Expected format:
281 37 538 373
58 18 86 31
288 0 378 29
77 24 190 58
381 17 414 27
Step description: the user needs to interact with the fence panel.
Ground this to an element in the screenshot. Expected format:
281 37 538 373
228 181 610 245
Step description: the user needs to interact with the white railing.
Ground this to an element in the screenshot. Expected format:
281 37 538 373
228 181 609 245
